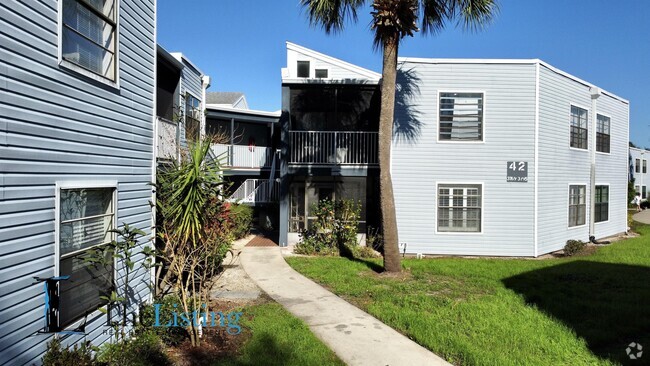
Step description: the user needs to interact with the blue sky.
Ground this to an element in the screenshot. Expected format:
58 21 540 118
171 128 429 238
158 0 650 147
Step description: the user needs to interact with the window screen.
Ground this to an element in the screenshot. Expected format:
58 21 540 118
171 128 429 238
569 185 586 227
570 106 588 149
61 0 117 80
439 93 483 141
438 184 482 232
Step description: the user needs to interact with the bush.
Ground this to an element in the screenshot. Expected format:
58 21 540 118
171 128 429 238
229 203 253 239
42 337 95 366
138 294 187 346
294 199 361 258
97 331 172 366
564 240 586 256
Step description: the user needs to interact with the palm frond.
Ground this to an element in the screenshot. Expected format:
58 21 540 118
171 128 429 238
300 0 367 33
421 0 498 35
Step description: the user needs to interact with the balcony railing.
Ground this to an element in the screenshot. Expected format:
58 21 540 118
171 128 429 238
289 131 378 165
157 117 178 160
228 179 280 204
211 144 273 169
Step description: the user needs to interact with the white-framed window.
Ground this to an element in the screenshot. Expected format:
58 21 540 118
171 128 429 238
60 0 118 83
644 186 648 200
439 92 484 141
636 159 641 173
185 93 201 142
570 105 588 149
568 185 586 227
635 185 641 195
437 184 482 232
315 69 328 78
644 160 648 174
595 185 609 223
57 184 116 328
297 61 310 78
596 114 610 153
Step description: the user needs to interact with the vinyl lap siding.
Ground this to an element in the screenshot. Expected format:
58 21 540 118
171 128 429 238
392 62 536 256
537 65 628 254
0 0 155 364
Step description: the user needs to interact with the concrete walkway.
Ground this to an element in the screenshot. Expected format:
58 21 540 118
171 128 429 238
633 209 650 224
240 246 451 366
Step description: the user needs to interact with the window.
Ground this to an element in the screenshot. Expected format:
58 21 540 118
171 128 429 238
61 0 117 81
570 106 588 149
644 186 648 200
595 185 609 223
315 69 328 78
644 160 648 174
596 114 610 153
437 184 482 232
297 61 310 78
636 185 641 195
568 185 586 227
439 93 483 141
58 187 115 328
636 159 641 173
185 94 201 141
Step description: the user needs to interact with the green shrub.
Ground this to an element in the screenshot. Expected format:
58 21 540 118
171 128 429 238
97 331 172 366
294 199 361 258
42 337 95 366
351 245 381 259
564 240 586 256
229 203 253 239
138 294 187 346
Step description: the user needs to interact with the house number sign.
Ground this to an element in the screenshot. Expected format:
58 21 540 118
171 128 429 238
507 161 528 182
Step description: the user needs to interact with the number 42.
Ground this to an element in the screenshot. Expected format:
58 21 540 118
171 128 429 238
509 162 525 171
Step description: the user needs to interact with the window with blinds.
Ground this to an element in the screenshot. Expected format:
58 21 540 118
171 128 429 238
568 185 586 227
439 93 484 141
58 187 115 328
437 184 482 232
185 94 201 142
570 106 588 149
61 0 117 80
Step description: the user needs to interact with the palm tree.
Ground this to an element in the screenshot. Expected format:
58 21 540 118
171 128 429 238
301 0 498 272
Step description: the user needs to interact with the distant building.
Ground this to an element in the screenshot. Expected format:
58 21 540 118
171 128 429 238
630 147 649 200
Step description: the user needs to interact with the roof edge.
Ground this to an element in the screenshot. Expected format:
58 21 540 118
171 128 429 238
286 41 381 80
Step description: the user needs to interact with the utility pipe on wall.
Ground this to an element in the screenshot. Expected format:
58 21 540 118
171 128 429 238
589 87 601 243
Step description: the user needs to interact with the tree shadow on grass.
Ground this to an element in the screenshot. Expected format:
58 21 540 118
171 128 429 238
502 261 650 364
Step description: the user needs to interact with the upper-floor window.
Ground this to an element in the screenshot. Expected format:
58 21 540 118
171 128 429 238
636 159 641 173
297 61 310 78
644 160 648 174
185 94 201 141
596 114 610 153
315 69 328 78
568 184 586 227
439 93 483 141
58 186 115 328
570 106 588 149
61 0 117 81
437 184 482 232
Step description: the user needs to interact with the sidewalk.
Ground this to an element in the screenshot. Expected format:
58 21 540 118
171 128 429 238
240 246 451 366
633 209 650 224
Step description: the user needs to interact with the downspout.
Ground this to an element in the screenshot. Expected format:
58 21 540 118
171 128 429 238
201 75 211 140
533 62 540 257
589 87 601 243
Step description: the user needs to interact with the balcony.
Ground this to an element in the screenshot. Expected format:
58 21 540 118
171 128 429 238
157 117 178 160
289 131 378 165
211 144 274 169
228 179 280 204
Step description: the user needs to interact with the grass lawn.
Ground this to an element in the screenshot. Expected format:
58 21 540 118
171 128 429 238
286 224 650 366
212 302 344 366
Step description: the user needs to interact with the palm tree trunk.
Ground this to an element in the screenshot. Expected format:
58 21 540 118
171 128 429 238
379 35 401 273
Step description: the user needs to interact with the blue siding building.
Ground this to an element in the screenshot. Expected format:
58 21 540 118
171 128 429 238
1 0 156 364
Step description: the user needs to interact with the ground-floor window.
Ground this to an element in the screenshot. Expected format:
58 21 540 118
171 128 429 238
595 185 609 223
644 186 648 200
437 184 482 233
569 185 586 227
58 185 115 328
